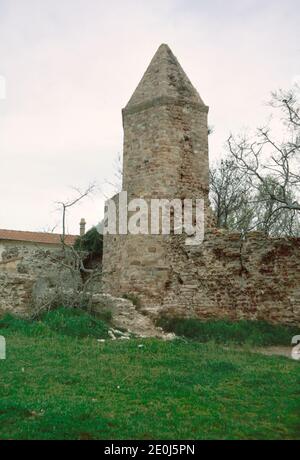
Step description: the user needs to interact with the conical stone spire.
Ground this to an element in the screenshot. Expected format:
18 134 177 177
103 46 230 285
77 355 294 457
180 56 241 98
124 44 206 112
122 43 210 201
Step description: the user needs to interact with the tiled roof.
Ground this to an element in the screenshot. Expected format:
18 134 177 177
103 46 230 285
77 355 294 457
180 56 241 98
0 229 78 246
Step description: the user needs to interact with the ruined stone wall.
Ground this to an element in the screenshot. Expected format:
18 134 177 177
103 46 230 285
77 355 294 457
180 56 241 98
160 230 300 326
0 273 35 317
104 229 300 326
0 243 77 316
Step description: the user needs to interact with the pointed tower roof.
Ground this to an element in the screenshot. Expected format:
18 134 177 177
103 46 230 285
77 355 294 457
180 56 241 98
124 44 206 112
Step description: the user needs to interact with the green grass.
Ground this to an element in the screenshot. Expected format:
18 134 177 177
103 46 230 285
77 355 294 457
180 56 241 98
0 307 109 339
157 317 300 346
0 309 299 440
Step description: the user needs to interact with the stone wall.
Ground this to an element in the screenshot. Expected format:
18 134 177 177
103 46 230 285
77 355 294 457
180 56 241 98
103 228 300 326
0 243 77 316
160 230 300 326
0 272 35 317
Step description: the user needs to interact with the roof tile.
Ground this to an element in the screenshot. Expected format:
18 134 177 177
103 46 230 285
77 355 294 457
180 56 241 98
0 229 78 246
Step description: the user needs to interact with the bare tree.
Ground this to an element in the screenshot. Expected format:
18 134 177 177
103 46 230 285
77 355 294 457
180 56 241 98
211 86 300 237
250 176 299 237
210 155 300 236
270 87 300 128
227 87 300 215
32 184 103 317
210 159 253 232
56 183 97 246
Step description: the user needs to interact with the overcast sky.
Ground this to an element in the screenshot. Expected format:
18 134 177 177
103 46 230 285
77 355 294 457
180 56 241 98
0 0 299 235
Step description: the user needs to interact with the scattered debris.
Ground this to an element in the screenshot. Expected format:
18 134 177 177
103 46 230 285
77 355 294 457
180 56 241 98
108 330 117 340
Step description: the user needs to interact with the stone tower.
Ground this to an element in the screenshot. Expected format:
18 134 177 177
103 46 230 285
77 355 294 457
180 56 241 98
103 44 212 307
122 43 210 202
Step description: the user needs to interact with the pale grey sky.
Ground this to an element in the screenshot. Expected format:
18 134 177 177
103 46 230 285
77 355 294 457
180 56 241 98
0 0 299 234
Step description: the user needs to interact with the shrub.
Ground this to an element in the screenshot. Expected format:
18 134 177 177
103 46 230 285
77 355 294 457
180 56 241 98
0 307 109 339
157 317 300 346
74 227 103 257
41 307 109 338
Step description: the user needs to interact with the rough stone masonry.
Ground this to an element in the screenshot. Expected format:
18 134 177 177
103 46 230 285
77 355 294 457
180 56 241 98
102 44 300 326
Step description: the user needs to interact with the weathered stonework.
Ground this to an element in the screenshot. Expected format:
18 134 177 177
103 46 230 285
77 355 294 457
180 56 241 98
103 44 300 326
158 230 300 326
0 244 78 316
0 272 35 316
103 44 214 302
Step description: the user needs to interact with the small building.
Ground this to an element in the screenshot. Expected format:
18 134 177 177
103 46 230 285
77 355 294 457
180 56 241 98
0 229 78 262
0 226 84 316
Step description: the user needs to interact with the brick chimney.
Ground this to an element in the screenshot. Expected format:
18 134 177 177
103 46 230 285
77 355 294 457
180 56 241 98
79 218 86 236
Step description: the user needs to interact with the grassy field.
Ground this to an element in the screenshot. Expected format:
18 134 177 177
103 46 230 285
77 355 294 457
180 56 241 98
157 316 300 346
0 309 299 440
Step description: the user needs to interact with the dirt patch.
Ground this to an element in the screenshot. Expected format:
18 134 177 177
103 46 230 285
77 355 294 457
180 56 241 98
253 346 294 359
